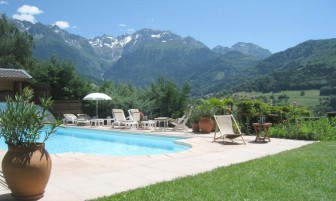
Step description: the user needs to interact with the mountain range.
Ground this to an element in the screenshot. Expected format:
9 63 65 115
236 38 336 93
212 42 271 59
12 19 336 96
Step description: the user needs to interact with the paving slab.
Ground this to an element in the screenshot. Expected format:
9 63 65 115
0 127 314 201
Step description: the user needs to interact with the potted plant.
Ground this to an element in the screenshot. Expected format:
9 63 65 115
197 102 217 134
189 107 200 133
205 97 233 131
0 87 60 200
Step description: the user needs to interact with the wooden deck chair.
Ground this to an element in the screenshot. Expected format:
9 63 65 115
213 115 246 145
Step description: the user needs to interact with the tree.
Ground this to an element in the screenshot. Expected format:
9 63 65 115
30 56 92 100
0 15 34 69
147 76 191 118
83 81 152 118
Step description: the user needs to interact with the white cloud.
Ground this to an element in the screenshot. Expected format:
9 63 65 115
13 13 36 23
12 5 43 24
0 1 8 5
126 28 135 34
54 21 70 29
17 5 43 15
118 23 134 34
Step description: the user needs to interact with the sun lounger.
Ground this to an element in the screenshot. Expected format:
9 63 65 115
128 109 141 121
111 109 137 129
62 114 78 125
75 114 91 126
78 114 105 126
129 109 157 130
169 105 193 131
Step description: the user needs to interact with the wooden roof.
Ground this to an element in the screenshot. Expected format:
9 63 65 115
0 68 32 81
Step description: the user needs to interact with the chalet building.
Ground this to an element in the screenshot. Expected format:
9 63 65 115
0 68 32 101
0 68 81 119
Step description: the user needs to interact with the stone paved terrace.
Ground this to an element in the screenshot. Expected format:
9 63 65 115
0 127 314 201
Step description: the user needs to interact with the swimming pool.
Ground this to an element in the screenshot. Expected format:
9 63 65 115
0 127 191 156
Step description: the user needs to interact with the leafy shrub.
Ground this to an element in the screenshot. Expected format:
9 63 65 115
0 88 59 147
269 117 336 141
236 98 313 134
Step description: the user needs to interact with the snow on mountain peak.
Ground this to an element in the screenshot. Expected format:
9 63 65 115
151 34 161 39
150 32 170 39
123 35 132 45
89 35 132 49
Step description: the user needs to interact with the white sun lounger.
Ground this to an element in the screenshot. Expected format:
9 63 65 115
111 109 137 129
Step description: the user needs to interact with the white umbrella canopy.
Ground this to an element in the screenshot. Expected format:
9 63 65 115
83 92 112 118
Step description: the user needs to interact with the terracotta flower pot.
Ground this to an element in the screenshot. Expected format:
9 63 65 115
2 143 52 200
191 123 200 133
198 117 213 134
212 119 217 132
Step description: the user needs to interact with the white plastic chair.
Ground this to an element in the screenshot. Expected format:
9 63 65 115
62 114 77 125
169 105 193 131
111 109 137 129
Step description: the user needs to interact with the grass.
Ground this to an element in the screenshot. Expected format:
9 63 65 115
93 142 336 201
234 90 326 107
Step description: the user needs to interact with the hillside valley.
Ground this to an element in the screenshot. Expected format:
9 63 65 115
233 39 336 94
11 19 336 96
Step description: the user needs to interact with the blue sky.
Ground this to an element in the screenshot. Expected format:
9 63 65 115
1 0 335 53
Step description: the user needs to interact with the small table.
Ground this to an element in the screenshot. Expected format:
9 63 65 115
252 123 272 142
154 117 170 131
141 120 156 129
90 119 104 127
124 121 138 129
103 118 114 127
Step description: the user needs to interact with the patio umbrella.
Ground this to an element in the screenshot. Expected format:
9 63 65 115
83 92 112 118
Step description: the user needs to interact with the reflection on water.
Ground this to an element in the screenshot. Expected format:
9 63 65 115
0 102 56 123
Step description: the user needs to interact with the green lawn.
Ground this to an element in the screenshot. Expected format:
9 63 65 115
234 90 326 107
93 142 336 201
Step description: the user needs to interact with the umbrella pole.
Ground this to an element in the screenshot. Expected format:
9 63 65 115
96 100 98 118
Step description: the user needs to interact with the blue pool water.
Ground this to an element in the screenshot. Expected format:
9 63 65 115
0 127 191 156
